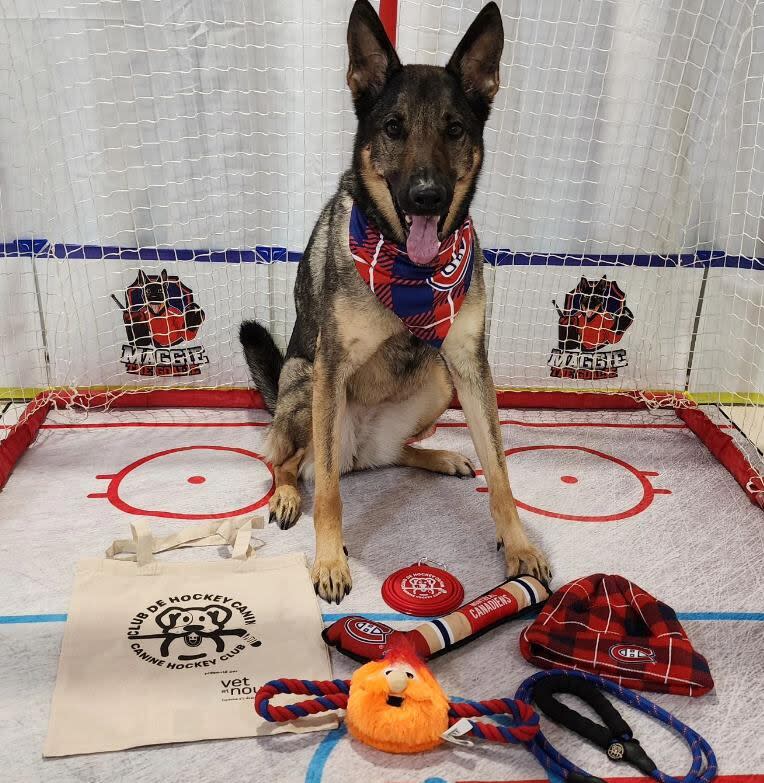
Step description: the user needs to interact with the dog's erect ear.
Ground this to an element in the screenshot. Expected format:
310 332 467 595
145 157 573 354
155 607 182 630
205 604 232 627
347 0 401 109
446 2 504 118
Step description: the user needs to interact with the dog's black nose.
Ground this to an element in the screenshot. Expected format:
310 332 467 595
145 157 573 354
408 179 447 213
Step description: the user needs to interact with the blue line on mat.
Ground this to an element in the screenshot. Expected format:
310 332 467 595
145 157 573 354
322 611 435 622
677 611 764 621
0 613 68 624
304 724 347 783
3 240 764 270
2 610 763 626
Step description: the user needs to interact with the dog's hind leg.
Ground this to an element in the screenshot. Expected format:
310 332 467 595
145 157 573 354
354 358 474 477
265 358 313 529
398 444 475 477
268 448 305 530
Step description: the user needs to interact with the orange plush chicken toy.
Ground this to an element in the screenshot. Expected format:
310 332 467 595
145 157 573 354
345 636 449 753
255 636 539 755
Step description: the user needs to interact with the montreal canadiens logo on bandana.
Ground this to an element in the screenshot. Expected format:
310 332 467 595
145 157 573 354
349 205 474 348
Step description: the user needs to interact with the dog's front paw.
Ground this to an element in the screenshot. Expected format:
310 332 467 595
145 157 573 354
311 552 352 604
500 540 552 584
269 485 302 530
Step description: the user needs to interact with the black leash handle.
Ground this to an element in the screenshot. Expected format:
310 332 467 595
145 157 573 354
533 673 633 750
516 671 719 783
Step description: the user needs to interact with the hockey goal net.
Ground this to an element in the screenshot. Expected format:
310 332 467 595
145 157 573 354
1 0 762 495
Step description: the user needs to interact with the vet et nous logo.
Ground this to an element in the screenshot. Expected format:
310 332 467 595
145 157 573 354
400 572 448 600
127 593 261 669
548 276 634 380
608 644 656 664
113 269 208 376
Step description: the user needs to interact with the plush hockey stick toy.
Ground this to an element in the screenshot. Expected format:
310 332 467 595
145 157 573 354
323 575 549 662
255 636 539 754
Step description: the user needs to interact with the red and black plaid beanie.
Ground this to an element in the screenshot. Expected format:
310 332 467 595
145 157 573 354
519 574 714 696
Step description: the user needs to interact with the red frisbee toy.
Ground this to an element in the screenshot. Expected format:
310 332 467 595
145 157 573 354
381 561 464 616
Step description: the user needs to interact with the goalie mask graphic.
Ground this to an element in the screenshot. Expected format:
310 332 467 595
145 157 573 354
548 276 634 380
114 269 209 376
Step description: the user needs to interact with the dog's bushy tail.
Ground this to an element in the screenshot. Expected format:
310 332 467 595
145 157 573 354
239 320 284 413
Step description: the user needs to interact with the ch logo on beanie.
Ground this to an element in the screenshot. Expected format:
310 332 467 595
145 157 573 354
609 644 656 664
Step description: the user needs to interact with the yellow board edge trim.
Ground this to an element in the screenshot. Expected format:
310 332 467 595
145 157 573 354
687 391 764 406
0 385 248 401
2 385 762 406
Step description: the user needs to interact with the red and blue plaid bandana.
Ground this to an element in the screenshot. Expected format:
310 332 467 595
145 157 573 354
519 574 714 697
349 205 475 348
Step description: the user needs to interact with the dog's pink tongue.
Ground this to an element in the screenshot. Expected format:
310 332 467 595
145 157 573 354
406 215 440 265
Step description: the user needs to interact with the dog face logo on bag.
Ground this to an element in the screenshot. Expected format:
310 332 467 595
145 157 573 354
400 573 448 599
548 276 634 380
609 644 656 664
114 269 209 376
127 594 262 669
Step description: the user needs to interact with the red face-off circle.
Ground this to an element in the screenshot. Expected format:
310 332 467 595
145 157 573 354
88 445 274 520
381 563 464 617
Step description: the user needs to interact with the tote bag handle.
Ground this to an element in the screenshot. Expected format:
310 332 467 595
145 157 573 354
106 516 264 566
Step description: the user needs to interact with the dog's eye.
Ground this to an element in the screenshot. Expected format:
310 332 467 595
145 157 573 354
384 118 402 139
447 121 464 139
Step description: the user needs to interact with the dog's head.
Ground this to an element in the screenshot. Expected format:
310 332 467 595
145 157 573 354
347 0 504 265
137 269 171 315
155 604 232 645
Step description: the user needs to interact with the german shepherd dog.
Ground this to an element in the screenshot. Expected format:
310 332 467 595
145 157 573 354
240 0 551 603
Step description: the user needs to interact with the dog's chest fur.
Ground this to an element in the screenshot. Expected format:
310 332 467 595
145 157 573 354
286 175 487 479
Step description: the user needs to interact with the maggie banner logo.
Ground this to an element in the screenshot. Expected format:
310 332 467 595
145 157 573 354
113 269 208 376
548 276 634 380
127 593 262 669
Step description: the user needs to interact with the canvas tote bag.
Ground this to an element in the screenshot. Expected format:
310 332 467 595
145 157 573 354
44 517 336 757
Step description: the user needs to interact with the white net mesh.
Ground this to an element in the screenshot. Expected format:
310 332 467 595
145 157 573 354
1 0 762 465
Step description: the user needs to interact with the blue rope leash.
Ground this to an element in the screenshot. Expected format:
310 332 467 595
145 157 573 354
515 670 717 783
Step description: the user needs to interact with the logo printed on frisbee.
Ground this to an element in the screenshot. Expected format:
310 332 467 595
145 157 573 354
400 572 448 600
382 563 465 617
